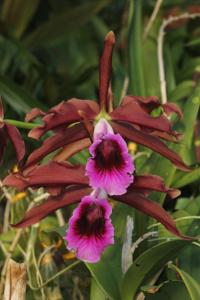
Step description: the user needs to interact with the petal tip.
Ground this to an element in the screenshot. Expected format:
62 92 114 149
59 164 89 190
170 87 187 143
105 31 115 44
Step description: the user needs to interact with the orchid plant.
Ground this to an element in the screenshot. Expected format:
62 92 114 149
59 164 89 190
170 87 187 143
2 32 194 264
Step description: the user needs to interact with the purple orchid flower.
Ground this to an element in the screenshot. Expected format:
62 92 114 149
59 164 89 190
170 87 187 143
86 118 134 195
65 190 114 263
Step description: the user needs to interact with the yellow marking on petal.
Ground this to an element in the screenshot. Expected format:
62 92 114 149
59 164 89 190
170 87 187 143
109 199 117 208
12 164 19 173
63 251 76 260
11 192 27 203
128 142 137 154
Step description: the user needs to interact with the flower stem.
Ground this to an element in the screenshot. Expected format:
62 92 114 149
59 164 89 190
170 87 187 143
5 119 40 130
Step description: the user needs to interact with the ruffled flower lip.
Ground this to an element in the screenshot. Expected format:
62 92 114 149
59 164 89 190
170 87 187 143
86 129 134 195
65 195 114 263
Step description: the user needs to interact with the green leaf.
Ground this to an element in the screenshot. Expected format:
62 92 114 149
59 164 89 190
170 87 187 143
128 0 145 96
173 167 200 188
90 279 109 300
187 37 200 47
143 18 161 97
86 243 122 300
169 80 195 102
0 75 45 113
121 240 190 300
24 0 111 49
169 264 200 300
1 0 40 38
180 83 200 164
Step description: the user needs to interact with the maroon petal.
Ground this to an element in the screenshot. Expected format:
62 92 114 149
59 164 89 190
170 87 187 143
163 103 183 119
121 96 160 113
99 31 115 111
112 121 190 171
28 99 99 139
12 186 92 228
110 96 175 135
25 123 88 167
113 192 192 240
53 138 90 162
25 107 45 122
0 98 4 119
132 175 180 198
0 128 7 163
3 162 89 190
150 130 182 142
4 124 25 162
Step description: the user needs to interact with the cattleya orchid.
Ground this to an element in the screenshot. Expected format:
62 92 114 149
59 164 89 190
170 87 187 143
65 192 114 263
86 118 134 195
23 32 187 171
2 31 193 263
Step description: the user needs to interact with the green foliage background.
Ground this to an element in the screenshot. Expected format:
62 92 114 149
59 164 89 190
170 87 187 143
0 0 200 299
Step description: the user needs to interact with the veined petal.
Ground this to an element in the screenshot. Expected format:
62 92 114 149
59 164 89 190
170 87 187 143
86 132 134 195
65 195 114 263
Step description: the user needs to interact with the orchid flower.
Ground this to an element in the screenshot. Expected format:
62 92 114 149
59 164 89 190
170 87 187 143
3 160 189 241
86 118 134 195
65 191 114 263
2 32 194 264
22 32 188 172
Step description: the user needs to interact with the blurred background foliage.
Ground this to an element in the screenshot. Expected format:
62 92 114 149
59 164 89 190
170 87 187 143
1 0 200 299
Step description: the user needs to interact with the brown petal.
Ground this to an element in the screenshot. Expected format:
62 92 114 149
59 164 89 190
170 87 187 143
4 124 25 162
112 121 190 171
110 96 174 135
163 103 183 119
28 99 99 139
113 192 192 240
150 130 182 142
0 128 7 163
3 162 89 190
25 107 45 122
120 96 160 113
132 175 180 198
0 98 4 119
99 31 115 111
53 138 90 162
25 123 88 167
12 186 92 228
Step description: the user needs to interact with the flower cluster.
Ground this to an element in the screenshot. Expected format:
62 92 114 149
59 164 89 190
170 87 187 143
2 31 193 263
65 117 134 262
